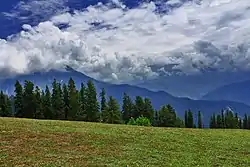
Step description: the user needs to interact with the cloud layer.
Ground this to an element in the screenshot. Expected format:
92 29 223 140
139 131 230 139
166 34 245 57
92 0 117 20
1 0 250 83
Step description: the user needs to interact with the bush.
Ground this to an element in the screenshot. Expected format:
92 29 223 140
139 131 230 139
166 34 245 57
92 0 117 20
127 116 151 126
127 117 137 125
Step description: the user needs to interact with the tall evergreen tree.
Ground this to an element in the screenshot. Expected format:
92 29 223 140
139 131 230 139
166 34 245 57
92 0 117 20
68 78 80 120
23 80 35 118
143 98 154 122
42 86 53 119
100 88 107 121
152 110 159 127
221 109 225 128
216 114 222 128
78 83 87 120
51 79 64 119
34 86 43 119
184 110 188 128
133 96 145 118
210 113 217 128
62 83 69 119
234 113 239 129
248 116 250 129
158 104 177 127
102 96 121 124
122 93 134 123
243 114 248 129
187 109 194 128
85 80 99 122
0 91 11 117
14 80 24 117
197 111 202 128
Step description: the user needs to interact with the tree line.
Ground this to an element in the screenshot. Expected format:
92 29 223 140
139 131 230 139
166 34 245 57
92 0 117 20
0 78 249 129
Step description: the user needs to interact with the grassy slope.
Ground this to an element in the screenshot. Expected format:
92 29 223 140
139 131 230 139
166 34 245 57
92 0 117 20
0 118 250 167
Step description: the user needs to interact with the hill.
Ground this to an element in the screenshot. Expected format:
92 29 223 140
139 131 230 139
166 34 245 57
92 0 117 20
0 117 249 166
202 80 250 105
0 67 250 125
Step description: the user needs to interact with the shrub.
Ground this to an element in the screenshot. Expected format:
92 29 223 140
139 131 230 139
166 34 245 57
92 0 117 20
127 117 137 125
127 116 151 126
135 116 151 126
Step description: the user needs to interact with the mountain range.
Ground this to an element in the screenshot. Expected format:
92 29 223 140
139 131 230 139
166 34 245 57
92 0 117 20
0 66 249 126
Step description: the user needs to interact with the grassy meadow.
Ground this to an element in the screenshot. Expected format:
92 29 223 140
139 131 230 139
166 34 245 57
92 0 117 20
0 117 250 167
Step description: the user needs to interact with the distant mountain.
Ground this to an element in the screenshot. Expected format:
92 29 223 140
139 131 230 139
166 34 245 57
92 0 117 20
202 80 250 105
0 67 249 126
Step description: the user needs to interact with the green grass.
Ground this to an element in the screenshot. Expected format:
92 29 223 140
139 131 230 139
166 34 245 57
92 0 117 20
0 117 250 167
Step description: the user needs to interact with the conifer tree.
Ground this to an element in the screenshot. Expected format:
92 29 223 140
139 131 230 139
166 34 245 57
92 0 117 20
62 83 69 119
238 118 242 129
187 109 194 128
42 86 53 119
152 110 159 127
248 116 250 129
78 83 86 120
23 80 35 118
100 88 107 121
243 114 248 129
34 86 43 119
234 113 239 129
216 114 222 128
143 98 154 122
85 80 99 122
0 91 11 117
221 109 225 128
122 93 134 123
51 79 64 119
198 111 202 128
184 110 188 128
102 96 121 124
133 96 144 118
210 113 217 128
14 80 24 117
68 78 80 120
158 104 177 127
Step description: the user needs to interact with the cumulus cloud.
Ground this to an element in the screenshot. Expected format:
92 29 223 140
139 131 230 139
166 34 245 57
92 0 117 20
1 0 250 83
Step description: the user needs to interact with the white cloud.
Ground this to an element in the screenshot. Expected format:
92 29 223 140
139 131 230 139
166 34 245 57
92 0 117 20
1 0 250 83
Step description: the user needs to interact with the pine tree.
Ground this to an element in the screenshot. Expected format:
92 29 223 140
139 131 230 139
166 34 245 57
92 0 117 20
198 111 202 128
85 80 99 122
216 114 222 128
184 110 188 128
133 96 145 119
152 110 159 127
23 80 35 118
225 110 234 129
14 80 24 117
62 83 69 119
243 114 248 129
0 91 11 117
238 118 242 129
221 109 225 128
68 78 80 120
158 105 177 127
143 98 154 122
210 113 217 128
248 116 250 129
42 86 53 119
51 79 64 119
187 110 194 128
122 93 134 123
78 83 87 120
100 88 107 122
34 86 43 119
102 96 121 124
234 113 239 129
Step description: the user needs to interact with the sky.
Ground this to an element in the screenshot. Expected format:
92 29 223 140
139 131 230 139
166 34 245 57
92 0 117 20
0 0 250 85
